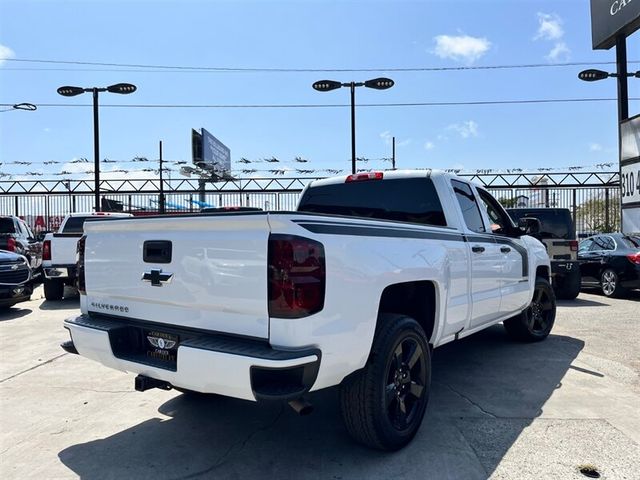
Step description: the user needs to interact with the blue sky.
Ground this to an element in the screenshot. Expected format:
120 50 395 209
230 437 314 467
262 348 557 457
0 0 638 180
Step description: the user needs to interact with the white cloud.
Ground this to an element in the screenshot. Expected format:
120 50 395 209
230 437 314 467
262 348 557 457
447 120 479 139
534 13 570 62
0 44 15 66
535 13 564 41
432 34 491 63
546 41 571 62
380 131 392 145
424 141 435 151
589 143 603 152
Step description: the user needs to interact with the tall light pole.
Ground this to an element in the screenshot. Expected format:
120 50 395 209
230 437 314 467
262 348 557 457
313 77 394 174
579 68 639 231
57 83 137 212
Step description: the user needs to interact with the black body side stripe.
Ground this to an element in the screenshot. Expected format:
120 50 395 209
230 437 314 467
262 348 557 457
296 222 465 242
295 221 529 277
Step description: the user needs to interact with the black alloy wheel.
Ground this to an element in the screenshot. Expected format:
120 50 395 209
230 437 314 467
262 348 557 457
340 314 431 450
504 277 556 342
525 284 554 335
385 337 427 431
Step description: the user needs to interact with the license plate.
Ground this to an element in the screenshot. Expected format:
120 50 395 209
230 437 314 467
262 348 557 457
144 330 179 365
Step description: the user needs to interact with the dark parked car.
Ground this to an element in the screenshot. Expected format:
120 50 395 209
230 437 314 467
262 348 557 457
507 208 580 299
0 215 43 275
0 250 34 309
578 233 640 297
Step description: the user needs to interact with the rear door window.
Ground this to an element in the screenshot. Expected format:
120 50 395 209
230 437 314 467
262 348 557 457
298 177 447 227
62 216 89 234
451 180 485 232
590 236 610 251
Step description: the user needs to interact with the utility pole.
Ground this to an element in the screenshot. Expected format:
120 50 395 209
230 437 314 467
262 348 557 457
392 136 396 170
159 141 165 214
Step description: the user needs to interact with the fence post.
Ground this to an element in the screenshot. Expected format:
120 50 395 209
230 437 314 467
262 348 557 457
605 188 610 231
572 188 577 236
14 195 18 216
45 195 50 231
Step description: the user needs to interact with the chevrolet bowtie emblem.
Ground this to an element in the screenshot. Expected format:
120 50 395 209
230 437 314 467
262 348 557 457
142 269 173 287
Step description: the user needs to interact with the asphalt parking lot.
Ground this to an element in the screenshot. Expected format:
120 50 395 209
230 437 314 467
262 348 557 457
1 287 639 480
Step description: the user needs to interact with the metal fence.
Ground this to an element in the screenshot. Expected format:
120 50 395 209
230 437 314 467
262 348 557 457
0 171 620 238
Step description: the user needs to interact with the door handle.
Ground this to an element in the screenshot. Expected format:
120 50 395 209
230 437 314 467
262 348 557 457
500 246 511 254
472 245 485 253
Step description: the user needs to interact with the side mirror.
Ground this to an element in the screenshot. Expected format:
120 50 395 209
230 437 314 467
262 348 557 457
518 217 541 235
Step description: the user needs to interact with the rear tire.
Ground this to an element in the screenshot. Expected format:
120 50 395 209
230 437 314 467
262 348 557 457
339 314 431 451
43 279 64 301
600 268 626 298
553 269 581 300
504 277 556 342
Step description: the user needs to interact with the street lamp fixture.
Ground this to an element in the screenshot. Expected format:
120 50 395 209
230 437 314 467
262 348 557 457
57 83 137 212
312 77 394 174
578 69 640 81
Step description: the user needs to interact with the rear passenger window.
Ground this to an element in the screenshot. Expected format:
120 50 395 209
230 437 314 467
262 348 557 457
62 217 88 234
451 180 485 232
602 237 615 250
298 177 447 227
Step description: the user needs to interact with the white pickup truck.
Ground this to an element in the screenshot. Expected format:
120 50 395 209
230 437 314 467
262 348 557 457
42 212 131 300
63 170 555 450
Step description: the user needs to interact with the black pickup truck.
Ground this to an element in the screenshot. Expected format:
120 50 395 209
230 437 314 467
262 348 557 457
0 216 43 275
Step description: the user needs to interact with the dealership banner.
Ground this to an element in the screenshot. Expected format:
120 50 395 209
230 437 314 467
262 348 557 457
621 115 640 234
591 0 640 49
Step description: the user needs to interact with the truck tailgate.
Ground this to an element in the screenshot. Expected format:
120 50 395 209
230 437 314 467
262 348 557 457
83 215 271 339
51 234 83 264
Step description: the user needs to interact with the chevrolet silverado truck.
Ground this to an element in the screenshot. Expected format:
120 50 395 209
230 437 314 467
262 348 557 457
42 212 131 300
62 170 555 450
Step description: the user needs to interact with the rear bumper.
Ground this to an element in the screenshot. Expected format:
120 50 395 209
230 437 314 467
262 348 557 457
63 314 321 401
44 265 76 280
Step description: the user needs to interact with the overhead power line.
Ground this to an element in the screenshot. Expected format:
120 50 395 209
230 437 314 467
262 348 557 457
4 58 638 73
2 98 637 110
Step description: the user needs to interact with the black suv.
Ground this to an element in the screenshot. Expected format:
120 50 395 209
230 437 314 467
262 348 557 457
507 208 580 300
0 216 43 275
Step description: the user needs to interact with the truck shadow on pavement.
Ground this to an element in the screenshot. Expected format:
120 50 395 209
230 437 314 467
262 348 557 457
58 325 583 480
556 298 608 308
0 307 32 321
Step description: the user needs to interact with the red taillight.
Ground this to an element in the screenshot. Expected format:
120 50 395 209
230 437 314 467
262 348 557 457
77 235 87 294
345 172 384 183
627 252 640 265
6 237 16 252
42 240 51 260
268 234 326 319
569 240 578 252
